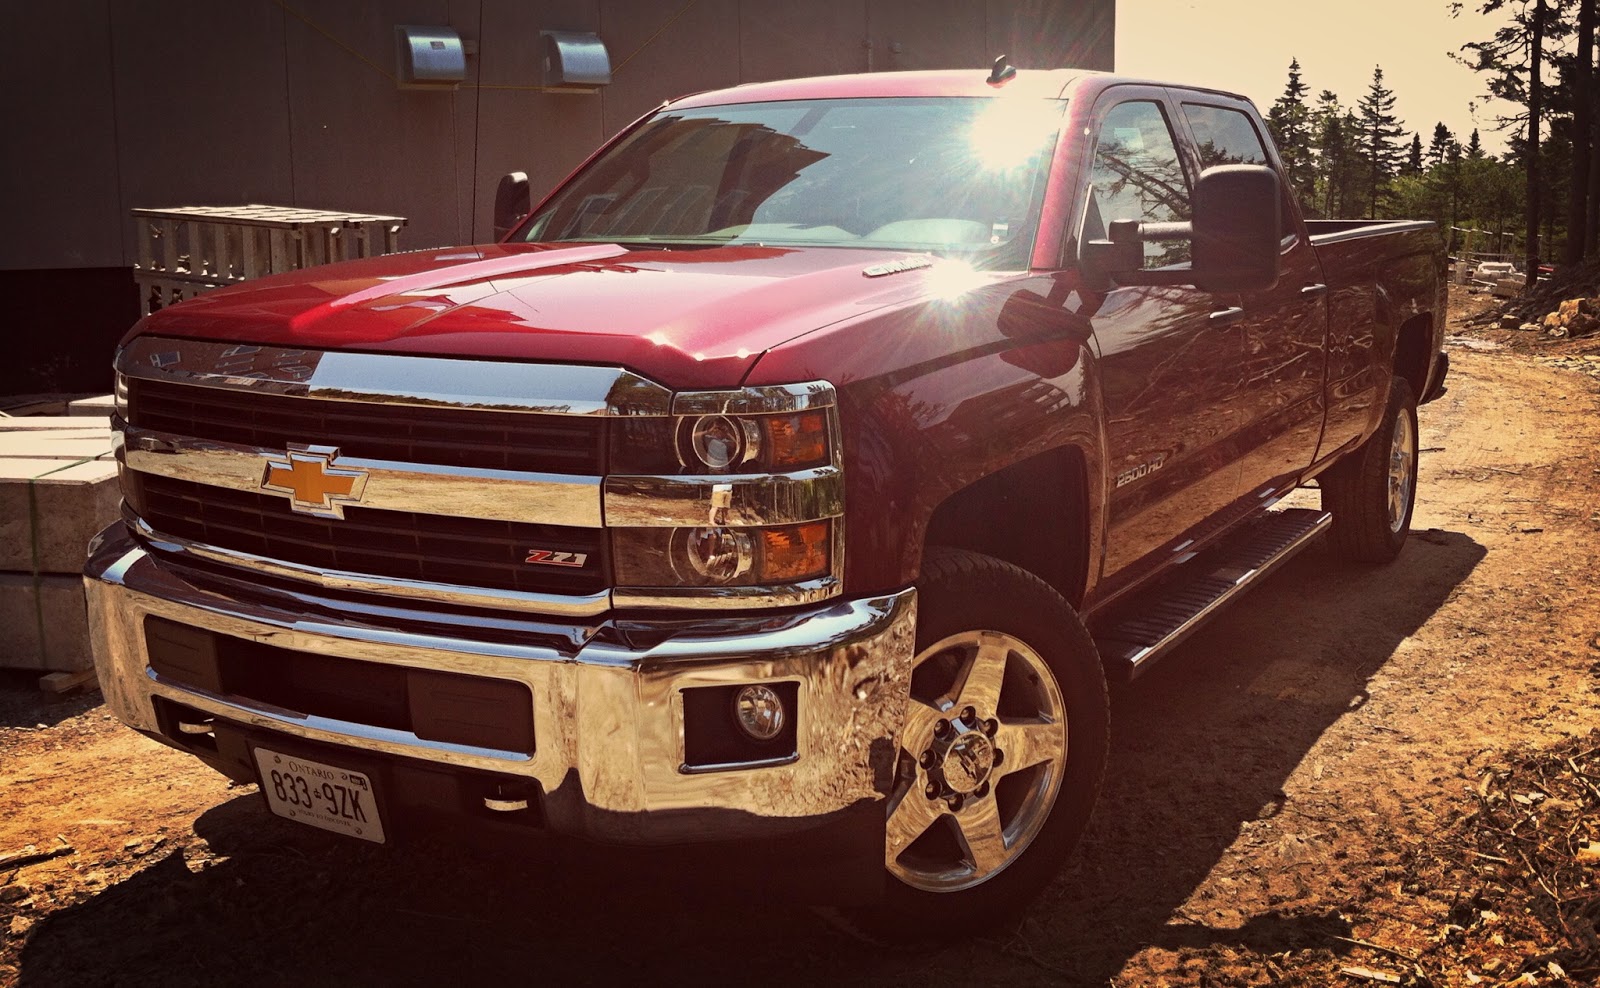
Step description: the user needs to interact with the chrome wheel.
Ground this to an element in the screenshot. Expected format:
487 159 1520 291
885 630 1067 892
1387 408 1416 534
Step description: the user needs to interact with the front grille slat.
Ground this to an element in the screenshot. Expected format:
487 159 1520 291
131 473 608 597
128 377 605 474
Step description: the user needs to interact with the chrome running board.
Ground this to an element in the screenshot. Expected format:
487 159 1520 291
1092 508 1332 681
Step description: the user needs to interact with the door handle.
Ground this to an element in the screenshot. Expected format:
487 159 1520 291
1300 283 1328 297
1207 306 1246 326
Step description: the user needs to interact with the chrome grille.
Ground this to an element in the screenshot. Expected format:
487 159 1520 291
127 377 605 475
127 472 608 597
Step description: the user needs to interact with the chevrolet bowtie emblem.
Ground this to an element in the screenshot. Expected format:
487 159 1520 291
261 445 369 519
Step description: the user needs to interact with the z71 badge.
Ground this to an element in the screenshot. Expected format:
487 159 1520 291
1115 455 1167 489
525 549 588 567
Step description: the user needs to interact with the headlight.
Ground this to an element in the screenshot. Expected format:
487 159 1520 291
613 521 831 588
687 415 753 470
606 382 842 606
610 390 835 476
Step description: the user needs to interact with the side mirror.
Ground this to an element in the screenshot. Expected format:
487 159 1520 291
1190 165 1281 292
1079 164 1281 293
493 171 531 242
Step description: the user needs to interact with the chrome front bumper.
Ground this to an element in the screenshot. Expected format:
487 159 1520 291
86 522 916 845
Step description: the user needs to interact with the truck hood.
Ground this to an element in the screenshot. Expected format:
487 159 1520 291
132 242 942 389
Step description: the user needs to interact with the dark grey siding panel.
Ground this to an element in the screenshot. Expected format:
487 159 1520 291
598 0 743 138
988 0 1116 72
469 0 606 244
867 0 989 71
284 1 459 253
106 3 295 268
0 4 123 269
10 0 1116 271
738 3 869 83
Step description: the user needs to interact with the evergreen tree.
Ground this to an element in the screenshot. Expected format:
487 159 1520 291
1456 0 1559 285
1468 128 1486 158
1266 58 1316 203
1314 90 1347 215
1357 66 1406 217
1407 133 1424 174
1427 122 1455 167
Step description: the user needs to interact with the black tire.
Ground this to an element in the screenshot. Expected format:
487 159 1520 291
1321 375 1419 563
842 547 1110 941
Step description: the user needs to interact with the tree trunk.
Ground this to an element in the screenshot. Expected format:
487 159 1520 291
1568 0 1594 264
1525 0 1545 291
1589 40 1600 255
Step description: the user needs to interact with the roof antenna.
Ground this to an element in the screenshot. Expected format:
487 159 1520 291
987 54 1017 87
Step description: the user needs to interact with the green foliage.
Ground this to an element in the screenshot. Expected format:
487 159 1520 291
1265 2 1599 263
1265 58 1317 205
1270 61 1527 253
1357 66 1408 216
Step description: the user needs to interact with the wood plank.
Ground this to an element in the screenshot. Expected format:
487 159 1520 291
38 669 98 694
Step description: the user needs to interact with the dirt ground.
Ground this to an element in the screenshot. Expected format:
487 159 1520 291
3 285 1599 986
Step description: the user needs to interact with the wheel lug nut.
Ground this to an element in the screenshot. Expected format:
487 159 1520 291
993 748 1004 766
975 781 990 799
934 719 950 738
947 794 964 811
984 718 998 737
919 749 936 769
925 782 939 799
960 706 976 724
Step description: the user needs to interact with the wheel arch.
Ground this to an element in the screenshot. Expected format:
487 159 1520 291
922 445 1091 609
1393 311 1435 401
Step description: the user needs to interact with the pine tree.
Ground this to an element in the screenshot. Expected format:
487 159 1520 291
1266 58 1316 204
1456 0 1559 287
1407 133 1424 174
1314 90 1347 215
1467 129 1486 158
1566 0 1593 262
1427 122 1455 167
1357 66 1406 217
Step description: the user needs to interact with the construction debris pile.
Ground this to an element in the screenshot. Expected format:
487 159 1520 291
1541 298 1600 338
1404 729 1600 984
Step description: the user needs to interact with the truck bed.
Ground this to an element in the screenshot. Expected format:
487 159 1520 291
1305 218 1437 244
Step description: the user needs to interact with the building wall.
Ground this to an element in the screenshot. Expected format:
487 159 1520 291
0 0 1112 392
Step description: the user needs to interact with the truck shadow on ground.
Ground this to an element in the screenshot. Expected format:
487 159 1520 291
17 531 1484 987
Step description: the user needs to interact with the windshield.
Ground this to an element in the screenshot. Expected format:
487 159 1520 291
516 97 1065 269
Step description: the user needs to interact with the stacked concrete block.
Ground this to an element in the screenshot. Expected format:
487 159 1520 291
68 395 116 417
1 418 118 673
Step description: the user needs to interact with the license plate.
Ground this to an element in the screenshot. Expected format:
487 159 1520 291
252 747 386 844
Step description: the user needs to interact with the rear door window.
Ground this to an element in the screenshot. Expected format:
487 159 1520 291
1085 100 1191 268
1182 103 1295 239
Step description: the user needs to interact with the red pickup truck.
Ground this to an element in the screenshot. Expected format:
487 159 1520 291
87 65 1445 935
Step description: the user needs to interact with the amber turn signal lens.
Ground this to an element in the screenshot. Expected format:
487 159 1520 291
762 411 829 468
759 521 831 582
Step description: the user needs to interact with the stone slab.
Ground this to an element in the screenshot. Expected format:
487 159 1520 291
0 459 120 573
0 573 94 672
0 432 115 460
0 416 111 431
68 396 116 417
0 399 66 416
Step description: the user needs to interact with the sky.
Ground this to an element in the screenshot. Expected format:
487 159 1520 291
1116 0 1526 155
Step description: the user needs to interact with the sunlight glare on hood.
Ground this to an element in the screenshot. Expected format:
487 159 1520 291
928 260 990 302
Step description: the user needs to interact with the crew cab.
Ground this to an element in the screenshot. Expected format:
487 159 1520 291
86 64 1445 935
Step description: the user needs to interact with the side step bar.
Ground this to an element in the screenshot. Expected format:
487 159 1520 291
1091 508 1332 681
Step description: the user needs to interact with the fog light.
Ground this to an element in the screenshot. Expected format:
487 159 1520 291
733 684 786 741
